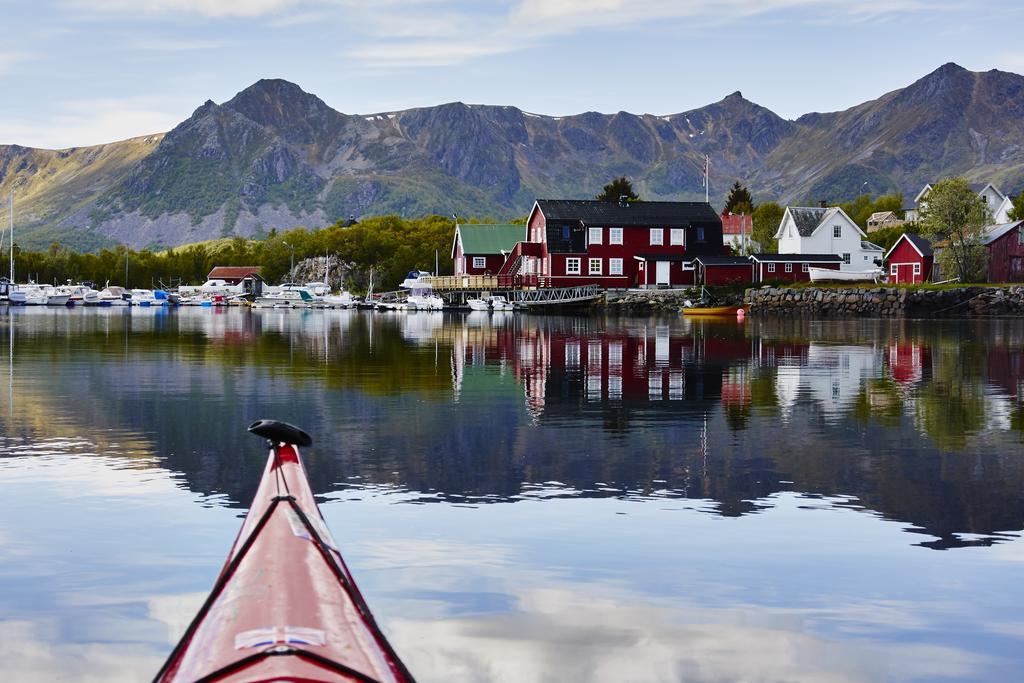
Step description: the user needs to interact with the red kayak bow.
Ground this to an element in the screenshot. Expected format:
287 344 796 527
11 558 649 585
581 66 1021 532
155 420 415 683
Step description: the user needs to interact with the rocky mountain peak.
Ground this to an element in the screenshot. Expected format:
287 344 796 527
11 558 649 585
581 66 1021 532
224 79 345 145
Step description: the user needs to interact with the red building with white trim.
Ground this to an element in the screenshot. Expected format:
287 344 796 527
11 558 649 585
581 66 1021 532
884 233 933 284
508 198 725 288
749 254 842 283
984 220 1024 282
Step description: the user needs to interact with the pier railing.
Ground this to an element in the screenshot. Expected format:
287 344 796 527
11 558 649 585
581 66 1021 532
428 274 551 290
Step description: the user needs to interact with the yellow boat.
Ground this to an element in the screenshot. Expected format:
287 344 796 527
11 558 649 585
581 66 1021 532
682 305 743 316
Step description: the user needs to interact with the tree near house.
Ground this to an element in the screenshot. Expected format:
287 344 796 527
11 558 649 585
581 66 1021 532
1009 189 1024 221
724 181 754 215
752 202 784 253
918 177 990 282
596 177 640 202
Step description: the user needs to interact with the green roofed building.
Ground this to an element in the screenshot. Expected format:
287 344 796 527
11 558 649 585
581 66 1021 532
452 223 525 275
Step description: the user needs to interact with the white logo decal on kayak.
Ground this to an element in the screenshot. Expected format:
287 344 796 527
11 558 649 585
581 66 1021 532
235 626 327 649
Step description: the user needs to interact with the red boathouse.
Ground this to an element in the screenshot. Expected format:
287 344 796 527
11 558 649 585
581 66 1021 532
984 220 1024 283
508 198 725 289
749 254 842 283
452 224 525 276
884 233 933 284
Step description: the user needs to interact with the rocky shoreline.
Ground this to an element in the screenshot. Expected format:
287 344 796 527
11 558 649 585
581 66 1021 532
604 288 745 313
744 285 1024 317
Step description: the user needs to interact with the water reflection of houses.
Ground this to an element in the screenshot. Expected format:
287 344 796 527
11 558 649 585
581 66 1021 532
773 342 883 421
450 317 758 422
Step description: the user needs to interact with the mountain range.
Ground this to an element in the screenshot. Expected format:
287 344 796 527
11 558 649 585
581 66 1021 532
2 62 1024 250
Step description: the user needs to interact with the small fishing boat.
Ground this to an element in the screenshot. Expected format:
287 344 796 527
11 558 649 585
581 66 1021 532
154 420 415 682
682 305 743 317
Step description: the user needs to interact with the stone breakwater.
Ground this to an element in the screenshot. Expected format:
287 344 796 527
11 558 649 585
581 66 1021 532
745 286 1024 317
605 288 745 313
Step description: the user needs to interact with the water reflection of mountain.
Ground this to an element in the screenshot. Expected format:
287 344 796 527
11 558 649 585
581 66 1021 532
2 309 1023 549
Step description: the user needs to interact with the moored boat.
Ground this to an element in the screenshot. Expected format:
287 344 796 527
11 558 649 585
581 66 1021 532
682 305 742 316
154 420 414 683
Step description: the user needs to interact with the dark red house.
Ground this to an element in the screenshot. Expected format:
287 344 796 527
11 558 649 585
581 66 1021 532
983 220 1024 283
749 254 842 283
452 224 525 276
884 233 933 284
207 266 262 285
510 198 725 289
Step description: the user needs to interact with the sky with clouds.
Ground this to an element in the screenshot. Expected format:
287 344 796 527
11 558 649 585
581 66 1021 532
1 0 1021 149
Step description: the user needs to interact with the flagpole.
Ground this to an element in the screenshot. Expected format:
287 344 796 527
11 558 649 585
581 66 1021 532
704 155 710 204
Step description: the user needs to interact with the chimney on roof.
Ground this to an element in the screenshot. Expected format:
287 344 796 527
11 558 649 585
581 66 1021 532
618 195 629 208
818 200 827 208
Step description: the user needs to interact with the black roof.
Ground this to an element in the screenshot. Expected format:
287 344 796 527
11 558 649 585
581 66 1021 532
750 253 843 263
788 207 829 236
901 233 934 257
695 256 753 266
536 199 720 228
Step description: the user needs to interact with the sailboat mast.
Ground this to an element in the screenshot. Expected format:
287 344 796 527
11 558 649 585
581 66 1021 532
9 193 13 283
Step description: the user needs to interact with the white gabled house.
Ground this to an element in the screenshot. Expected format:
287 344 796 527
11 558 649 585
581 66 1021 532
994 194 1016 224
775 206 884 271
906 182 1007 222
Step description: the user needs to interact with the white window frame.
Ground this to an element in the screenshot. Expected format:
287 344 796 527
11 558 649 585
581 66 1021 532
589 258 602 275
472 256 486 269
649 228 663 246
891 264 898 275
588 227 603 245
767 263 776 273
843 253 851 264
833 225 842 238
913 262 921 275
785 262 793 273
610 227 623 245
609 258 623 275
802 264 809 272
670 228 684 246
565 257 581 275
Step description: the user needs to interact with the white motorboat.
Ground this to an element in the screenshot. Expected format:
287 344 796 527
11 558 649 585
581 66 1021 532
253 289 317 309
0 279 26 305
323 291 354 308
809 267 884 283
20 284 70 306
97 287 130 306
400 271 444 310
467 295 514 311
178 279 245 296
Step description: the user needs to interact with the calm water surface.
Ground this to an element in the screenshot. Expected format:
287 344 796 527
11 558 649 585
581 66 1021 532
1 307 1023 682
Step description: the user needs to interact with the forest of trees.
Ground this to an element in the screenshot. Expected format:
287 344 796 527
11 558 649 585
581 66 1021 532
2 215 457 293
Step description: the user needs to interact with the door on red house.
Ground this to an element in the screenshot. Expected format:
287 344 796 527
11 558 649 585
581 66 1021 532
1011 256 1023 281
894 264 916 284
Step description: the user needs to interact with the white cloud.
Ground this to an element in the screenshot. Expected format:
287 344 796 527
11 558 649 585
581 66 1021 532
63 0 303 18
0 97 181 149
342 0 957 69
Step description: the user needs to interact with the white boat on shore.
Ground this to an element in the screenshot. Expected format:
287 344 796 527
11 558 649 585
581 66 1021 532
809 267 884 283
